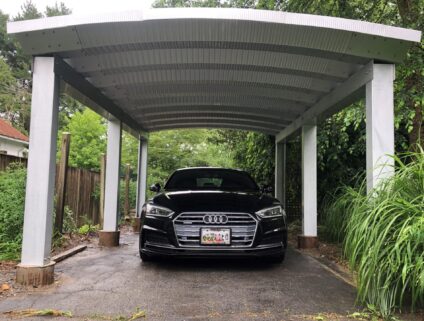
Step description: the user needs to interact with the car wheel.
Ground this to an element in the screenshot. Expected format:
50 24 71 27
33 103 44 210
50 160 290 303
140 251 153 262
269 252 285 263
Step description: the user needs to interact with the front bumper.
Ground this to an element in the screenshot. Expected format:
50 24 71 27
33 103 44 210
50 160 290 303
139 211 287 259
141 241 285 258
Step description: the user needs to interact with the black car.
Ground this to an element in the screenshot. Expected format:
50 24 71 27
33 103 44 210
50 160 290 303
139 167 287 262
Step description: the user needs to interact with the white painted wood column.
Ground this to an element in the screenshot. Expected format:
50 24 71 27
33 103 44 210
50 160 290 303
366 64 395 193
275 141 286 207
301 125 317 237
21 57 59 266
136 138 148 217
103 118 122 231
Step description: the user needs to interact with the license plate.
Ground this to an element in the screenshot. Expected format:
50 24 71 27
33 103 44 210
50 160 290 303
200 228 231 245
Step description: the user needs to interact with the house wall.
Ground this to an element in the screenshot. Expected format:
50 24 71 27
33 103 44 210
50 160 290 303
0 136 28 158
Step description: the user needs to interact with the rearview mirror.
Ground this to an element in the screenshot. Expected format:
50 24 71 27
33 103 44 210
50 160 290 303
149 183 161 193
261 185 273 194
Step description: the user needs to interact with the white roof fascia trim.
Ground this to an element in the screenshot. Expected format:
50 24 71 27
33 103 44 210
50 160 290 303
7 8 421 43
0 135 29 146
275 61 374 143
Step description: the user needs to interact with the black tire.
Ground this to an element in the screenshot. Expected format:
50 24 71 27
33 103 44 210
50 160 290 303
139 231 152 262
140 250 153 262
269 252 285 263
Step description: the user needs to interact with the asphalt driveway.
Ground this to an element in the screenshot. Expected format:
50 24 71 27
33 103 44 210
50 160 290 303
0 232 357 321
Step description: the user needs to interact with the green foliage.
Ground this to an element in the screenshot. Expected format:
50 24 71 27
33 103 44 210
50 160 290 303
0 164 26 260
44 2 72 17
62 206 77 233
59 109 107 170
119 179 137 214
148 129 234 183
320 184 362 243
121 132 139 170
13 0 43 21
78 224 100 235
212 130 274 186
324 148 424 318
0 1 73 133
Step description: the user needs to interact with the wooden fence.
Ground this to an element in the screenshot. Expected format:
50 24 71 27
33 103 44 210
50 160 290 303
0 154 101 226
56 167 101 226
0 153 28 170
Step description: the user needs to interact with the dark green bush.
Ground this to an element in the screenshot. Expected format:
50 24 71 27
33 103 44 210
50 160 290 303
322 148 424 318
0 164 26 260
119 179 137 214
320 184 364 243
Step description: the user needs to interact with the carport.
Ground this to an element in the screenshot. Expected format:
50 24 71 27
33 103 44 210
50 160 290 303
7 8 421 284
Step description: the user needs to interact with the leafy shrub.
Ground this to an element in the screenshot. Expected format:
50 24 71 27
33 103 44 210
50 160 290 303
323 148 424 318
320 183 364 243
119 179 137 214
78 224 99 235
62 205 77 233
0 164 26 260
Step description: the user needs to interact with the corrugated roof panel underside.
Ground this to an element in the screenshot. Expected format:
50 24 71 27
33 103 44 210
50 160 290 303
10 10 419 134
57 18 376 134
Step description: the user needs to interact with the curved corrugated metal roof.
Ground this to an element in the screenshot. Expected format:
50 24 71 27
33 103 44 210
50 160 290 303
7 8 421 136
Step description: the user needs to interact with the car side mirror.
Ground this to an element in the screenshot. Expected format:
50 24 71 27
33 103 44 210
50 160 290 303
149 183 161 193
261 185 273 194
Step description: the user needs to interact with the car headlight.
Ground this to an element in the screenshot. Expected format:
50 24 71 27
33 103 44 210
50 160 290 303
145 204 174 217
255 205 286 218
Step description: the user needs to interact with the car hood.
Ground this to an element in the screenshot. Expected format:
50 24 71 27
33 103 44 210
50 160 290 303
151 190 278 213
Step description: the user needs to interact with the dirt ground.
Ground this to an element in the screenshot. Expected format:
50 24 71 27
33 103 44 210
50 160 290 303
0 233 99 300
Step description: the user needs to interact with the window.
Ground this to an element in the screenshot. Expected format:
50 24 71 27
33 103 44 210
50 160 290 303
165 168 259 191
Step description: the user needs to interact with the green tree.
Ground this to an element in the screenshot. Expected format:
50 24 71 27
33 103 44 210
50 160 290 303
45 2 72 17
0 1 73 133
121 132 139 170
59 109 107 170
13 0 43 21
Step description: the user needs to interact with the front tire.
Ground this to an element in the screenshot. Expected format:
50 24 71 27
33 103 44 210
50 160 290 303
140 250 153 262
139 233 153 262
268 252 285 263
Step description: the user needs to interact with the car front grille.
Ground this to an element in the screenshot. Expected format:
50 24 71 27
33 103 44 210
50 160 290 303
173 212 257 247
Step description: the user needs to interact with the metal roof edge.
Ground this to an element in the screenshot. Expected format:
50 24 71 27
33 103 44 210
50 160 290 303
7 8 421 43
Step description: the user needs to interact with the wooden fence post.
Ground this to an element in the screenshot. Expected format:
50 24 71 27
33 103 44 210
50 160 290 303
124 164 131 220
99 153 106 227
55 132 71 233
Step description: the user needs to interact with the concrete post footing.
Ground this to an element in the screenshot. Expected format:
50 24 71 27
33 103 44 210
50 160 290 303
297 235 318 249
16 261 56 286
99 230 120 247
132 218 141 233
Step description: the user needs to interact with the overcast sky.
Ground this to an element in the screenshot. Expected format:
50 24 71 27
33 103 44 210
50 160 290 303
0 0 155 18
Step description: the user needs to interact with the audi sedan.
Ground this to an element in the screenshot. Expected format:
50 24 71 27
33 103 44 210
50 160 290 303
139 167 287 262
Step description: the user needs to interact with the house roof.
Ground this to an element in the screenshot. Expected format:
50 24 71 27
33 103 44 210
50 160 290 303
0 118 29 142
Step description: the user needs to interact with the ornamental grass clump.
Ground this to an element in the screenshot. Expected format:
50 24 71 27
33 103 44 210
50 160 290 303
321 184 363 243
343 148 424 318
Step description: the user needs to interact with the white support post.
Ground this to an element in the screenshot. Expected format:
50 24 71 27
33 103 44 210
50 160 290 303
17 57 59 286
275 142 286 207
366 64 395 193
20 57 59 268
136 138 148 218
103 119 122 232
300 125 318 248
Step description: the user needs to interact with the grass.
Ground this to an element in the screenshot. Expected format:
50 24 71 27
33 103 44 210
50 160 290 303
321 147 424 319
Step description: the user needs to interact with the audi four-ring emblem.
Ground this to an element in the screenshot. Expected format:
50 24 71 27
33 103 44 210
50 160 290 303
203 214 228 224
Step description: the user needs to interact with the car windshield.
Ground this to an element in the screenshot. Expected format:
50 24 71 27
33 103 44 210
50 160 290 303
164 169 259 192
